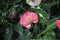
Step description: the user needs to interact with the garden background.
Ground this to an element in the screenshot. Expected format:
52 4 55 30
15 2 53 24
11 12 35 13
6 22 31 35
0 0 60 40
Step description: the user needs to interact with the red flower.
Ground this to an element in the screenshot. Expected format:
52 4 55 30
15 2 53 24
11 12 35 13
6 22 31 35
56 20 60 29
20 12 38 29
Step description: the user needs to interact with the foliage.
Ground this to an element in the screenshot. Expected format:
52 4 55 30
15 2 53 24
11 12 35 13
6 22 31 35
0 0 60 40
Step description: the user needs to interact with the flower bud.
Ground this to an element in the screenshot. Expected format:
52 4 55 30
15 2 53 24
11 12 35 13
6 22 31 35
56 20 60 29
26 0 41 7
7 11 16 19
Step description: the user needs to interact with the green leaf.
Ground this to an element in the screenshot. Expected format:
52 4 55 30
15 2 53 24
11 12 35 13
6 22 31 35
33 23 38 37
9 8 15 14
23 29 32 38
35 8 49 22
37 30 56 40
37 20 56 38
14 22 32 40
17 29 31 40
5 26 13 40
42 30 56 40
17 34 30 40
14 22 23 35
42 0 60 9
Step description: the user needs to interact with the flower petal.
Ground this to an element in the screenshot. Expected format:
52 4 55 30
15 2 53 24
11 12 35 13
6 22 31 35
56 20 60 29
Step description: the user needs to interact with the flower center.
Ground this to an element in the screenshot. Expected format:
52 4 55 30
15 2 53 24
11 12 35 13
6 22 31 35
27 16 32 23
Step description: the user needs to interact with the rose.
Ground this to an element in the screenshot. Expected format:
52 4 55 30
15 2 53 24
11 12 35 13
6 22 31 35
20 12 38 29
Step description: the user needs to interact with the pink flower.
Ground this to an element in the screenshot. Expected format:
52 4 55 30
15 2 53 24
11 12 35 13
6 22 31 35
20 12 38 29
56 20 60 29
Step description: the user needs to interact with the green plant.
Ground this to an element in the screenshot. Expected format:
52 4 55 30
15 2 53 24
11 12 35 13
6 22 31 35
0 0 60 40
